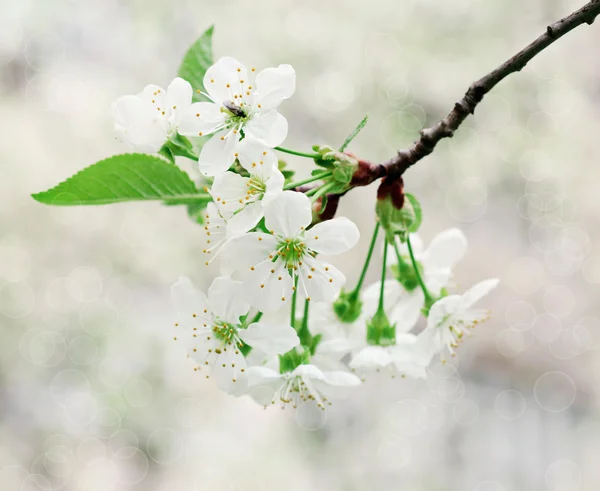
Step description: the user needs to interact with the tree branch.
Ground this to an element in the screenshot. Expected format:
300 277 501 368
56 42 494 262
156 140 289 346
349 0 600 187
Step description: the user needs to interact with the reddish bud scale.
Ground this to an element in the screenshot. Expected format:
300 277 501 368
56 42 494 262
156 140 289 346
377 176 405 210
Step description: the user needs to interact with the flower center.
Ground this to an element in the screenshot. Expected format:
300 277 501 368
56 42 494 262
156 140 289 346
276 238 307 269
212 321 241 346
245 175 266 201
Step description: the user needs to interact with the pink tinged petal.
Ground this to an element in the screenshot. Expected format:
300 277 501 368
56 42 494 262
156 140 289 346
219 232 277 275
349 346 392 370
236 137 278 175
389 290 425 333
211 349 248 395
198 130 240 176
298 257 346 303
263 169 284 206
253 64 296 111
245 260 293 312
178 102 225 137
422 228 468 272
210 171 249 217
244 110 288 147
460 278 499 310
304 217 360 255
203 56 248 104
170 276 211 325
264 191 312 238
227 201 264 236
166 77 193 125
111 95 168 153
427 295 462 329
207 276 249 324
238 323 300 356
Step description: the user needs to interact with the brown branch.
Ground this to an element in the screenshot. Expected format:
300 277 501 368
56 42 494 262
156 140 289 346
349 0 600 187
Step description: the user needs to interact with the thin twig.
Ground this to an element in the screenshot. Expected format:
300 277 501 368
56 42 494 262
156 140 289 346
348 0 600 188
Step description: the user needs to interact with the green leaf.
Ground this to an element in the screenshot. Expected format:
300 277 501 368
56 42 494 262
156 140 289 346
32 154 211 206
375 192 423 241
404 193 423 233
339 115 368 152
178 25 215 102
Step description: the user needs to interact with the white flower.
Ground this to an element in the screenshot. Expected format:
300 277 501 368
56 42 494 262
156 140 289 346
418 278 499 360
364 228 468 332
246 363 360 409
179 57 295 176
210 138 284 235
307 301 368 361
221 191 360 311
349 334 434 379
201 202 242 265
171 276 299 394
112 77 192 153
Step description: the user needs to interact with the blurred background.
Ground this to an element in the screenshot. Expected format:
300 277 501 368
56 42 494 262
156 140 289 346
2 0 600 489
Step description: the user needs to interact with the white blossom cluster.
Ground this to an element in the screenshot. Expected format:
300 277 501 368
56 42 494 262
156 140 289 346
112 57 498 411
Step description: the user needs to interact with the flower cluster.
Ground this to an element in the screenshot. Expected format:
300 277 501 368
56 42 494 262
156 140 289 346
111 55 499 413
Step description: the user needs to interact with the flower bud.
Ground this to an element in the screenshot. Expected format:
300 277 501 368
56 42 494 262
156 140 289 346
333 289 363 323
366 309 396 346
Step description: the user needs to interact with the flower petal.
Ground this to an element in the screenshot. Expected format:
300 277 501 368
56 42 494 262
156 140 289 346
111 95 168 153
236 137 278 176
297 257 346 303
245 259 294 312
244 110 288 147
460 278 499 309
263 169 285 206
139 84 166 105
219 232 277 275
166 77 193 124
291 364 326 381
238 323 299 356
264 191 312 238
203 56 248 104
253 64 296 111
422 228 467 272
322 370 361 387
198 130 240 176
304 217 360 255
211 349 248 395
227 201 264 236
178 102 225 137
427 295 462 329
207 276 249 324
170 276 211 325
210 171 249 217
387 234 424 267
349 346 391 370
388 290 425 333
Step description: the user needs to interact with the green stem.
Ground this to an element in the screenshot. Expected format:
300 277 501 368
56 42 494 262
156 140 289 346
249 311 263 325
406 235 433 302
275 146 321 159
283 171 333 191
378 237 389 312
301 298 310 334
310 182 336 204
290 276 299 329
177 148 199 160
351 222 380 295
